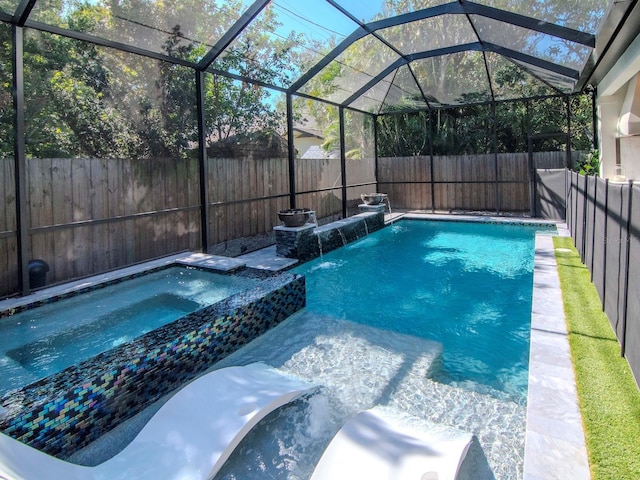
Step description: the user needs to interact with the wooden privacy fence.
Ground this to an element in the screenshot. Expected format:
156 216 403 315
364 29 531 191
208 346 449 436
207 155 376 246
0 155 362 296
563 171 640 387
23 157 202 289
208 157 290 245
1 151 567 297
378 151 569 212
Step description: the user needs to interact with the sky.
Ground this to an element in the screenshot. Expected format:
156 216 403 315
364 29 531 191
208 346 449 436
270 0 386 43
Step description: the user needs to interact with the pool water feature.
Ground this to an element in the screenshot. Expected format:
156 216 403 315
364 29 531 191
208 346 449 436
0 266 259 396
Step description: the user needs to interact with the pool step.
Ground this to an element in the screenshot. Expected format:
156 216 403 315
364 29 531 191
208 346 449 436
236 246 299 271
176 253 246 272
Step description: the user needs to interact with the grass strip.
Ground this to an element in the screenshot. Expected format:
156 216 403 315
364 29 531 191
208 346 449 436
553 236 640 480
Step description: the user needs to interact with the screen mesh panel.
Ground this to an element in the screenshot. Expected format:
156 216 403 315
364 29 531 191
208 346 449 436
604 183 623 336
574 174 586 257
535 169 566 219
584 175 597 272
592 178 607 305
624 184 640 385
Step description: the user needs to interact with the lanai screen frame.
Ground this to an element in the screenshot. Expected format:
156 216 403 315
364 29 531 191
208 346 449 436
0 0 630 294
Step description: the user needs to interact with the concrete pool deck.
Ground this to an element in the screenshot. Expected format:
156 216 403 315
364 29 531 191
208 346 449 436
524 225 590 479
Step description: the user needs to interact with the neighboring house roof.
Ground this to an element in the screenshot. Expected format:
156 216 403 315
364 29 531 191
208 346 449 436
301 145 339 159
293 127 323 140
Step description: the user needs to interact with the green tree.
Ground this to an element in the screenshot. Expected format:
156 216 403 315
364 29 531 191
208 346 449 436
0 23 14 158
20 3 142 158
7 0 299 159
376 110 430 157
0 0 599 160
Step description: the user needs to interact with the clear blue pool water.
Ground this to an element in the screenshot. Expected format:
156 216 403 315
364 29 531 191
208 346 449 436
0 266 259 395
292 219 555 402
69 219 554 479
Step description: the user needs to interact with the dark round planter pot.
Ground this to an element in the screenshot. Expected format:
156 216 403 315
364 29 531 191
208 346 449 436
360 193 386 205
278 208 312 227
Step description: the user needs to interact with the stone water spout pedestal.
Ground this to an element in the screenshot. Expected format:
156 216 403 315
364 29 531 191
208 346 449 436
358 203 387 214
274 223 317 261
274 209 386 262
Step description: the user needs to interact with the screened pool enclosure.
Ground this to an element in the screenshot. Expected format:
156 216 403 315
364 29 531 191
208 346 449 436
0 0 636 297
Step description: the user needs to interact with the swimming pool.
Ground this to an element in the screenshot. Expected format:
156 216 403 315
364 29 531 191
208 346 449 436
207 218 556 480
295 219 553 403
0 266 259 396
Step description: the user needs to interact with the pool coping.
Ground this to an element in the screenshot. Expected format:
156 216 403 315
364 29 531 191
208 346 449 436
524 224 590 479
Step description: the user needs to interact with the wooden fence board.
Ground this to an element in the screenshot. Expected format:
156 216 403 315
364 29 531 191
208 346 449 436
242 158 252 237
230 159 239 239
50 159 71 281
0 160 11 295
91 158 109 272
160 159 173 255
152 157 167 258
1 159 17 296
107 158 124 267
0 160 9 232
249 159 257 236
188 157 201 251
208 158 220 244
150 157 165 259
28 158 50 273
71 158 90 276
121 158 135 265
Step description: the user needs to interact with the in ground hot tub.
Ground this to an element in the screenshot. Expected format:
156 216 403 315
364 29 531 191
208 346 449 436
0 263 305 458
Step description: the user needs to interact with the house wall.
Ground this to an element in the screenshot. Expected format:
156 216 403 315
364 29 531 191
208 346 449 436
295 136 323 157
597 32 640 180
597 92 624 178
619 135 640 180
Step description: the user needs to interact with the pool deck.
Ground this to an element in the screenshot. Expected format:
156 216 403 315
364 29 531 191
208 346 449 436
524 225 590 479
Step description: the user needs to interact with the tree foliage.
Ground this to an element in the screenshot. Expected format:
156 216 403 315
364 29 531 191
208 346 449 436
0 0 291 160
297 0 597 154
376 92 594 157
0 0 597 161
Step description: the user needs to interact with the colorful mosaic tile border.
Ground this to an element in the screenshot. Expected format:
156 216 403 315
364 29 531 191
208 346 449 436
0 271 305 458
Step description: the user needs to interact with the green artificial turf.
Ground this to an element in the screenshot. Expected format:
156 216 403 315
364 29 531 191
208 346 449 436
553 236 640 480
